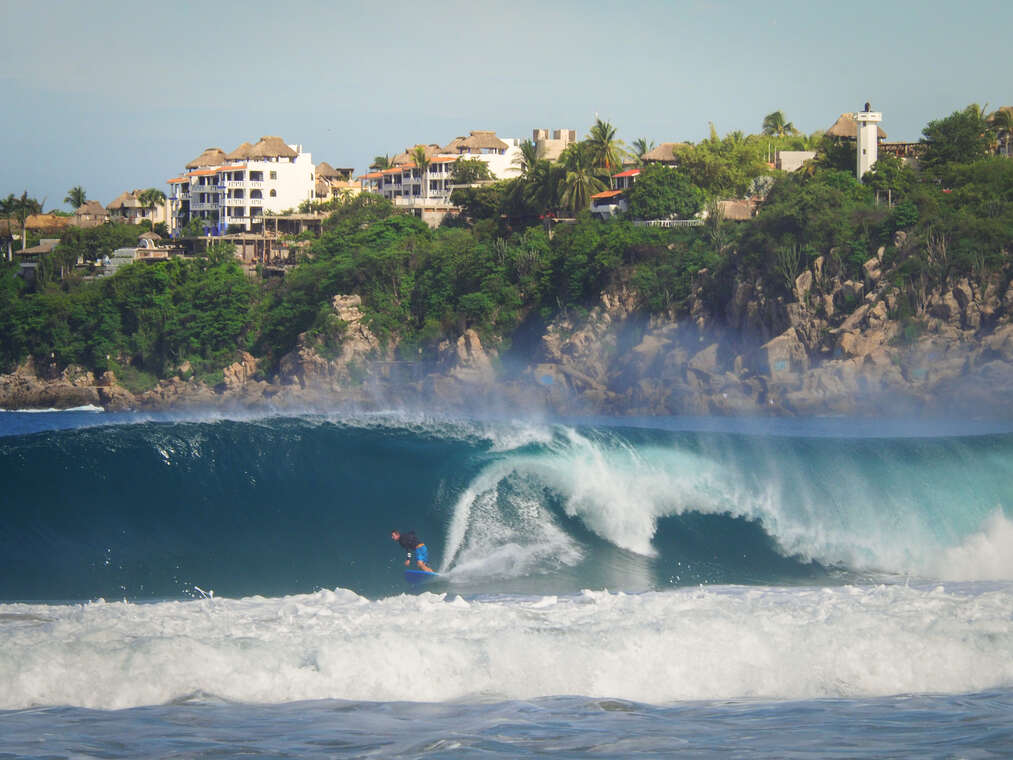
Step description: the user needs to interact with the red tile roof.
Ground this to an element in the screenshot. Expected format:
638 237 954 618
613 169 641 178
591 190 624 200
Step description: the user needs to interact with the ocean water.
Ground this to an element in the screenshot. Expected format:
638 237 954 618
1 409 1011 758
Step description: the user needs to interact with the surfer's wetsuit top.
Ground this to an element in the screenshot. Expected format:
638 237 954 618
397 531 429 566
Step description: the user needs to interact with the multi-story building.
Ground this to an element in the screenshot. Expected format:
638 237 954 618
167 136 315 235
360 130 523 209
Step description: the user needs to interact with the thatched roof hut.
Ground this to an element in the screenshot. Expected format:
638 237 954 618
248 136 298 159
641 142 688 163
316 161 340 179
24 214 71 233
392 144 442 165
226 141 254 160
441 136 467 154
458 130 508 153
186 148 226 169
107 191 144 210
825 114 887 140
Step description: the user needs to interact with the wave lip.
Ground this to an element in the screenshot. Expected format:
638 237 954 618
2 583 1012 710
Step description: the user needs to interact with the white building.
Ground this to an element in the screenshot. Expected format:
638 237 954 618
854 107 883 179
167 136 315 234
361 130 524 208
590 169 641 218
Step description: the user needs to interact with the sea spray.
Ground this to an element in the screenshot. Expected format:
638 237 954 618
1 583 1012 710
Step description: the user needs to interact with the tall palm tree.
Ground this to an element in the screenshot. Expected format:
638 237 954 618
64 186 87 210
409 145 431 200
512 139 540 178
762 110 799 137
631 137 655 165
371 154 391 170
586 118 623 185
138 188 166 229
558 143 606 215
522 160 563 215
11 191 42 251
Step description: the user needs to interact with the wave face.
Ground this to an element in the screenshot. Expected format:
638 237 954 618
1 414 1012 601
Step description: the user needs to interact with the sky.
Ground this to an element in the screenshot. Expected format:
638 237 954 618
1 0 1007 209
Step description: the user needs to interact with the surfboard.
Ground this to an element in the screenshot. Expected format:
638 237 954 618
404 569 439 584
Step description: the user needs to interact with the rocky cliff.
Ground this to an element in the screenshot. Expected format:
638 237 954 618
3 257 1012 418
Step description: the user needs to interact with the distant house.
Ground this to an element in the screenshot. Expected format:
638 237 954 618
590 169 641 218
776 151 816 172
71 200 110 228
14 238 60 283
314 162 360 202
107 190 167 226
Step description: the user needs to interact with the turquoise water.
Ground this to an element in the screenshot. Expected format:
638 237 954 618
1 409 1011 757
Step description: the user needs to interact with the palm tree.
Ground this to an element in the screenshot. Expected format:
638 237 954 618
371 154 391 170
522 160 564 216
0 194 15 261
762 110 799 137
631 137 655 165
558 143 606 215
64 186 87 210
137 188 166 230
512 139 540 178
11 191 42 251
409 145 431 200
586 118 623 185
989 108 1013 157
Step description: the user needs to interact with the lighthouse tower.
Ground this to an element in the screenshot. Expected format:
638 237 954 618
854 102 882 179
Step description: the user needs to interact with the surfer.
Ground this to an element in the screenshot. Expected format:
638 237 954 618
391 530 435 573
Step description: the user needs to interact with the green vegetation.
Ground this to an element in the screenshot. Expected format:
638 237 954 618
1 103 1011 393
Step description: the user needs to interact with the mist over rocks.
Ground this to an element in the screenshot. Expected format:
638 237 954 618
3 263 1013 418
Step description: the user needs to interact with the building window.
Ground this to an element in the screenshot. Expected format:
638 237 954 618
270 171 277 180
270 189 277 197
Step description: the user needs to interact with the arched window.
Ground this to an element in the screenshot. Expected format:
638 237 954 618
269 189 277 197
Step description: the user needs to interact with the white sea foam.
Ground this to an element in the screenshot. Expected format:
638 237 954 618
1 584 1011 710
934 510 1013 581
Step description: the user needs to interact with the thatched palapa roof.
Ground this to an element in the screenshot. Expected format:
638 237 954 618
441 136 467 154
459 130 508 152
248 136 298 159
825 114 887 140
392 144 442 166
186 147 226 169
316 161 340 179
107 191 143 210
74 200 107 217
226 141 254 160
641 142 688 163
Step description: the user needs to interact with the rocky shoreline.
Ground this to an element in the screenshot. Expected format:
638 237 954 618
4 254 1013 419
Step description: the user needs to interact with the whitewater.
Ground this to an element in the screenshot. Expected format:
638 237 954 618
1 409 1011 757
